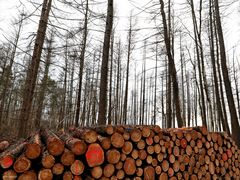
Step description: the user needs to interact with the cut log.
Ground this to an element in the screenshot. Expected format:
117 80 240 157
111 132 124 148
2 170 17 180
106 149 120 164
86 143 104 167
71 160 85 175
122 141 133 154
59 132 87 155
41 151 55 169
103 164 115 177
0 155 14 169
124 157 136 175
61 148 75 166
38 169 53 180
144 166 155 180
52 163 64 175
63 171 73 180
130 129 142 142
25 132 41 159
0 141 27 169
18 170 37 180
91 166 103 179
13 155 31 173
41 129 64 156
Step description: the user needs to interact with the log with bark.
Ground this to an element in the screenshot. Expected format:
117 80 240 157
0 125 240 179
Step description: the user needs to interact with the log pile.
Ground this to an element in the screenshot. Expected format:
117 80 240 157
0 125 240 179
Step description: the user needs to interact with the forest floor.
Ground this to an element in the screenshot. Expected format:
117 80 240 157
0 126 19 144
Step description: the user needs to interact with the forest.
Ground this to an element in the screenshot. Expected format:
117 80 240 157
0 0 240 147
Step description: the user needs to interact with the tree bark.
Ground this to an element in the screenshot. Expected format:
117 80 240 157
159 0 184 127
98 0 114 125
18 0 52 137
214 0 240 147
75 0 89 127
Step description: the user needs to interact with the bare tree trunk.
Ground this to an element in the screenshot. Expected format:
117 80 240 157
209 0 229 134
108 33 114 125
214 0 240 146
18 0 52 137
115 41 121 125
153 42 158 125
59 46 68 129
35 32 53 128
0 14 23 125
98 0 114 125
75 0 89 127
159 0 183 127
123 16 133 124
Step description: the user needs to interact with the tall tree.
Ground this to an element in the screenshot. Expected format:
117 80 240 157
159 0 184 127
123 14 134 124
34 31 54 128
98 0 114 125
75 0 89 127
214 0 240 146
208 0 229 134
18 0 52 137
0 13 24 125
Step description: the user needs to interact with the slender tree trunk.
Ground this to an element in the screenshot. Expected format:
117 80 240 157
35 32 53 128
153 42 158 125
18 0 52 137
209 0 229 134
59 47 68 129
115 41 121 125
159 0 183 127
123 17 133 124
0 14 23 125
98 0 114 125
108 33 114 125
214 0 240 146
75 0 89 127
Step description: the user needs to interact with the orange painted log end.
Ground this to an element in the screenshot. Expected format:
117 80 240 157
85 143 104 167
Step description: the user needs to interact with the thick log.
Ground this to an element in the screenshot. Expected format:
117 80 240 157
106 149 120 164
63 171 73 180
122 141 133 154
61 148 75 166
103 164 115 177
71 160 85 175
130 129 142 142
124 157 136 175
144 166 155 180
41 150 55 168
0 140 27 169
41 129 64 156
38 169 53 180
18 170 37 180
86 143 104 167
111 132 124 148
91 166 103 179
2 170 17 180
52 163 64 175
72 129 98 143
59 132 87 155
25 133 41 160
13 155 31 173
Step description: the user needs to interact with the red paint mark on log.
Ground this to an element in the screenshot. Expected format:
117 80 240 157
85 143 104 167
180 139 187 149
222 153 228 161
0 155 14 169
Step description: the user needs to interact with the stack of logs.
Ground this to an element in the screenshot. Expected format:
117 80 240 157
0 125 240 179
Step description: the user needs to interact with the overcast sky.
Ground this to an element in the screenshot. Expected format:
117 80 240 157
0 0 240 64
